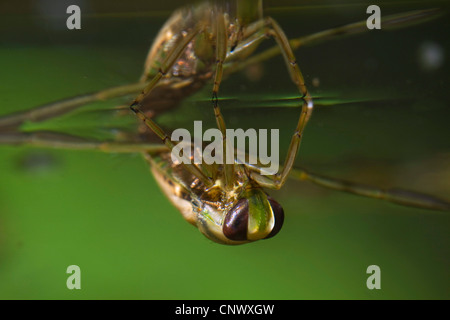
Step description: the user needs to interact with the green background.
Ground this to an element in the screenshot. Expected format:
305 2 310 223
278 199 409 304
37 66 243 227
0 0 449 299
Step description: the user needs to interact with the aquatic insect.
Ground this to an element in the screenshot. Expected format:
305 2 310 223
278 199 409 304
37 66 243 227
0 1 448 245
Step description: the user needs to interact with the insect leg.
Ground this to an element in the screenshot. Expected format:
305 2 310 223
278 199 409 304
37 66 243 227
289 168 450 212
131 106 213 187
0 131 168 154
212 9 227 102
0 82 145 129
248 17 314 189
128 27 214 186
245 163 450 211
245 103 310 190
264 17 311 101
224 8 440 76
210 10 236 191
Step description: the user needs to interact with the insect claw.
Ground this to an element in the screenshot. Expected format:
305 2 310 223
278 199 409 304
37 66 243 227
130 102 139 113
212 92 218 106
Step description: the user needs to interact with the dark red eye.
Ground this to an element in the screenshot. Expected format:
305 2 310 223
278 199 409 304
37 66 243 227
223 198 249 241
265 198 284 239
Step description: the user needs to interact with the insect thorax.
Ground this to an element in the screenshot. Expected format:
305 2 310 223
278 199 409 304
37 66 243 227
145 150 250 223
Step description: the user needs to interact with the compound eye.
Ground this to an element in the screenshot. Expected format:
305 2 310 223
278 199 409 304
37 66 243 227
265 198 285 239
223 198 249 241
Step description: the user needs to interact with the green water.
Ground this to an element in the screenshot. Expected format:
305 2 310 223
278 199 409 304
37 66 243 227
0 0 449 299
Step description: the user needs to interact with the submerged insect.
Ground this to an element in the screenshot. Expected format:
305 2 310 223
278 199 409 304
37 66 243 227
0 1 448 245
129 0 314 244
